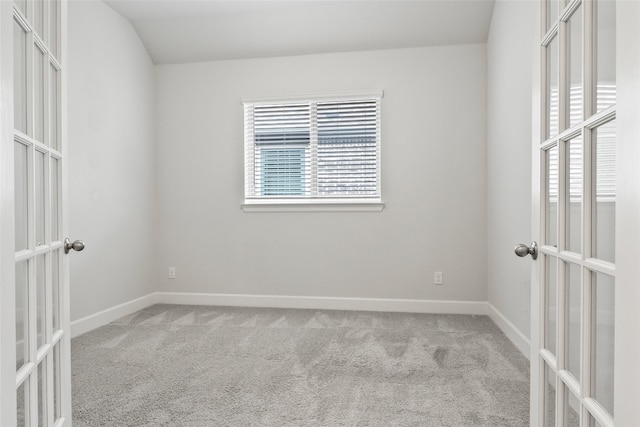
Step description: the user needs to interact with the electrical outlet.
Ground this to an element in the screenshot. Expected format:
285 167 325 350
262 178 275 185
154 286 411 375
434 271 443 285
168 267 176 279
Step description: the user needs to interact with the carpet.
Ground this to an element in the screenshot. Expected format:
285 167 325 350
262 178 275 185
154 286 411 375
71 304 529 426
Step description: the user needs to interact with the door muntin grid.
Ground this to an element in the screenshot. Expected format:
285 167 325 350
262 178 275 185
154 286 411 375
13 1 65 426
539 0 616 426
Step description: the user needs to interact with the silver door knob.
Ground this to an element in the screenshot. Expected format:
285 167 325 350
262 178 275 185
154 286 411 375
514 241 538 260
64 238 85 254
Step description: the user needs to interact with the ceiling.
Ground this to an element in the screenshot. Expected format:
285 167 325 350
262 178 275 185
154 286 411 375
103 0 496 65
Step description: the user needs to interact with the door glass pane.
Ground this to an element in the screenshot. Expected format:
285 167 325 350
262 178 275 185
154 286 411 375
36 151 46 246
50 0 59 58
596 0 616 112
38 361 46 426
34 0 44 38
547 145 559 247
14 0 26 15
567 136 582 253
36 255 46 348
593 120 616 262
546 256 557 355
568 5 583 128
15 141 29 251
14 20 27 134
50 64 59 151
53 345 61 420
564 386 580 426
547 0 560 32
34 46 46 143
544 363 556 426
567 263 581 380
588 413 605 427
51 157 59 241
17 381 27 427
547 35 559 139
593 272 614 416
52 250 59 331
16 260 28 370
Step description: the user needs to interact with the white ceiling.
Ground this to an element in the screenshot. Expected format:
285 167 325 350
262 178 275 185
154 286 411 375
103 0 496 65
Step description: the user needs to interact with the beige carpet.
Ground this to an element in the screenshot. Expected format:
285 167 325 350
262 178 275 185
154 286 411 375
72 304 529 426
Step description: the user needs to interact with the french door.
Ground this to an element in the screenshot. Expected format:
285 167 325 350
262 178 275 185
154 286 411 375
531 0 640 425
0 0 71 426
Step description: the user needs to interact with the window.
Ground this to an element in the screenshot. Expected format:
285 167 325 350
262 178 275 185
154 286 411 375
243 92 383 211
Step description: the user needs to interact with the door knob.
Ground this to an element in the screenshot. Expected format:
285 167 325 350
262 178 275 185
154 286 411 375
64 238 85 254
514 241 538 260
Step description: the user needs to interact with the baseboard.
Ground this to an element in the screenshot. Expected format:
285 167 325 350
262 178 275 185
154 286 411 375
69 292 531 360
487 303 531 359
70 293 159 338
154 292 490 315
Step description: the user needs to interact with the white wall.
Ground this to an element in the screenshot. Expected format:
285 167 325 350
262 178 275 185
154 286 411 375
486 1 535 343
155 45 488 303
68 1 156 321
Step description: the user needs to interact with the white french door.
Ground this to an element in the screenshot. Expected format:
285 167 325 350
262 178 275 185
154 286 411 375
531 0 640 426
0 0 71 426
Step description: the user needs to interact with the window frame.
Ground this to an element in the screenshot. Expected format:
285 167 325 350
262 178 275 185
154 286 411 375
241 91 384 212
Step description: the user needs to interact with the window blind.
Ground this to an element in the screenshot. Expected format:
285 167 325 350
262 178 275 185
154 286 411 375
244 95 381 202
547 84 616 204
317 100 379 196
251 103 311 196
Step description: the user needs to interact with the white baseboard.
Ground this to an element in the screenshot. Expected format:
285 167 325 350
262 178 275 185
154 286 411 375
154 292 490 315
487 303 531 359
70 293 159 338
70 292 531 362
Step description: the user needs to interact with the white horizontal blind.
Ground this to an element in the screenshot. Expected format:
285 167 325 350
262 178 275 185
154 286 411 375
594 117 616 203
550 86 559 137
594 84 616 202
547 84 616 203
317 100 379 196
253 103 310 196
244 95 381 202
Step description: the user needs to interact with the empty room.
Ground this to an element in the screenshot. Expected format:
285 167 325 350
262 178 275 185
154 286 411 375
1 0 639 426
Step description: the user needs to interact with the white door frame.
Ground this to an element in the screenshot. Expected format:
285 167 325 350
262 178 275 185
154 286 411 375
530 0 640 425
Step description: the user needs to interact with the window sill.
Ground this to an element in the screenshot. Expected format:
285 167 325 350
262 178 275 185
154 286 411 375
241 200 385 213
